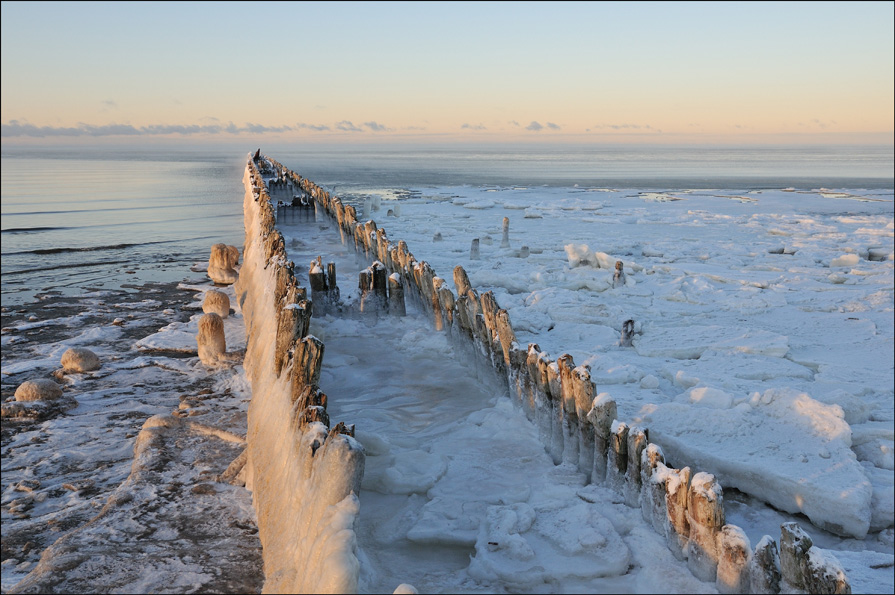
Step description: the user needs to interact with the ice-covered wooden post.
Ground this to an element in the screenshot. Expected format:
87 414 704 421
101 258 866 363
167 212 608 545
309 258 328 316
625 426 649 507
501 216 510 248
439 285 457 330
780 522 812 591
665 466 692 560
640 443 665 526
687 472 725 582
606 421 629 494
613 260 626 288
290 335 325 397
572 366 596 481
327 262 339 304
454 265 471 297
557 354 580 468
470 238 480 260
542 356 563 464
208 243 239 285
275 293 312 377
587 393 616 484
388 273 405 316
197 313 226 365
203 289 230 318
432 277 446 331
360 262 388 314
717 525 752 594
748 536 782 594
619 319 635 347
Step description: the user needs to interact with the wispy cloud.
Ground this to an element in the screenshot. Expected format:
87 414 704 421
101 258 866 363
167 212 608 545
798 118 837 130
590 123 662 133
297 122 331 131
509 120 521 127
1 119 297 138
100 99 118 113
364 121 391 132
335 120 363 132
526 121 543 131
461 123 487 130
546 122 560 130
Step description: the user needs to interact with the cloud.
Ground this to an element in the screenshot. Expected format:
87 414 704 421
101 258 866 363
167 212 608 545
364 121 391 132
241 122 293 134
100 100 118 113
297 122 331 131
526 121 544 131
807 118 836 130
509 120 521 127
546 122 560 130
461 123 487 130
591 123 662 133
402 125 427 131
0 119 297 138
336 120 363 132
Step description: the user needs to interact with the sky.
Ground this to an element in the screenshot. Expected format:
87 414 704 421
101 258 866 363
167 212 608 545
1 1 893 145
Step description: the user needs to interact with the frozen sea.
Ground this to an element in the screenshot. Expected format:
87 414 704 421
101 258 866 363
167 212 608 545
1 142 893 593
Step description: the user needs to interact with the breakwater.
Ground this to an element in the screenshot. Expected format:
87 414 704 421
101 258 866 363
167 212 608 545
236 156 365 594
244 152 852 594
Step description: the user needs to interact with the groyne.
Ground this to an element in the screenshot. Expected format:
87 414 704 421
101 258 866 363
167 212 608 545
236 155 365 594
244 152 852 594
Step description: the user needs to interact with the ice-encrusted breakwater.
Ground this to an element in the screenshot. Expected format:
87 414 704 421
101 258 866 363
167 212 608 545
236 156 365 593
252 152 855 594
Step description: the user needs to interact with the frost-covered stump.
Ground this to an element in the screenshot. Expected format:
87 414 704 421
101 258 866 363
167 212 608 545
687 472 725 582
571 366 596 480
208 243 240 285
625 426 648 507
619 319 635 347
780 522 812 591
527 347 552 453
470 238 480 260
203 289 231 318
717 524 751 594
607 421 629 494
275 291 312 377
501 216 510 248
197 313 226 365
557 355 581 468
640 443 666 529
291 335 325 397
587 393 616 483
748 536 782 594
309 258 340 316
360 261 389 315
60 347 101 373
388 273 406 316
612 260 626 288
14 378 63 402
779 522 849 594
439 284 457 332
665 468 692 560
545 358 565 465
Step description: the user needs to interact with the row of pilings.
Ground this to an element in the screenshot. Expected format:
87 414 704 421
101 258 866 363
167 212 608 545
257 152 851 595
237 155 365 594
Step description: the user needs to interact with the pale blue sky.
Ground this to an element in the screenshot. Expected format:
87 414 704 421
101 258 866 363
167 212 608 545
2 1 892 143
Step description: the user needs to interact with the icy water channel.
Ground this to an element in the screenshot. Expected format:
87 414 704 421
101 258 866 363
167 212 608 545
277 206 716 594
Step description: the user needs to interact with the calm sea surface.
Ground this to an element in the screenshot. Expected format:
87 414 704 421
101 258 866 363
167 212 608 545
2 143 892 306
